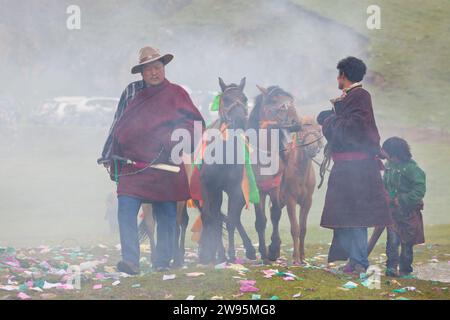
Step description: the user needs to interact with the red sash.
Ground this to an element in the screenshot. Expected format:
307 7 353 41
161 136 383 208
332 152 385 170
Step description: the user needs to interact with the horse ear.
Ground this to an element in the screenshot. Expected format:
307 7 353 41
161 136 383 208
239 77 246 91
219 77 227 92
256 84 268 95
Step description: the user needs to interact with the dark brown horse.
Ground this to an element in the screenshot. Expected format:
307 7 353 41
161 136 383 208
198 77 257 265
248 85 300 262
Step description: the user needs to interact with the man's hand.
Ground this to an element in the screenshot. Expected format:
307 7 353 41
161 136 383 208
97 157 111 168
99 160 110 168
317 110 334 126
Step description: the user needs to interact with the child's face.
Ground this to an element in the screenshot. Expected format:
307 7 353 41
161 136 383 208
383 149 401 163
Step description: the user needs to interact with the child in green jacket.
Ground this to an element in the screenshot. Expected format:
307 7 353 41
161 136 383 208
382 137 426 277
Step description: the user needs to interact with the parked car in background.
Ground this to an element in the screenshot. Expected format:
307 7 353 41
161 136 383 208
31 96 119 126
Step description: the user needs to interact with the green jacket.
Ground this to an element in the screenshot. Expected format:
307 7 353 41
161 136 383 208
383 159 426 211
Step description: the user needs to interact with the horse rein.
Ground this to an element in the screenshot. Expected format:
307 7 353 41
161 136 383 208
281 130 324 151
107 146 164 182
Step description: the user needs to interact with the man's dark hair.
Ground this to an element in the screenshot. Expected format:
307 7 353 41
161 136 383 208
337 56 367 82
382 137 412 162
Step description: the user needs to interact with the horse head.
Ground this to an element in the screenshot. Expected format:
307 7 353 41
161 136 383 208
251 85 298 130
217 77 248 129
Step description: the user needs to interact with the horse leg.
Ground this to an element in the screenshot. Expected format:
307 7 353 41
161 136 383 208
142 204 156 263
210 189 224 264
230 190 256 261
236 220 257 260
198 218 211 265
217 228 227 263
225 191 240 262
226 207 237 262
198 190 215 265
286 197 300 265
268 192 282 261
299 195 312 263
216 210 227 263
254 194 268 262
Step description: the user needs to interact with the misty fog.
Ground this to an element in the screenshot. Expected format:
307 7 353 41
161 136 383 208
0 0 447 247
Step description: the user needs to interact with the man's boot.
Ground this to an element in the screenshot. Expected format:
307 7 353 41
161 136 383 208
117 260 140 275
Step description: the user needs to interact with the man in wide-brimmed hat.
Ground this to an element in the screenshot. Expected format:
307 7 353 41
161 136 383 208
98 46 204 274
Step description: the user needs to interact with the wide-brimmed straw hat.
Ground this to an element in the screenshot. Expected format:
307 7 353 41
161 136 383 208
131 46 174 74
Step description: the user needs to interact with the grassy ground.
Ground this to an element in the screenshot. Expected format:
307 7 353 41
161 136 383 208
1 224 448 300
48 264 450 300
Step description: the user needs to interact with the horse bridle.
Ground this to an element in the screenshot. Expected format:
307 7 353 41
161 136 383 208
274 128 322 153
219 87 248 125
259 89 293 128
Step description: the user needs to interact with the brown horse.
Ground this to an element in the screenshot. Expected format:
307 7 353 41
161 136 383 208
281 116 323 264
248 85 301 262
249 85 322 264
198 77 257 265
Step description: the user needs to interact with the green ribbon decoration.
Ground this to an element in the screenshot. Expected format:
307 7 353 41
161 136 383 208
210 93 221 111
242 136 260 204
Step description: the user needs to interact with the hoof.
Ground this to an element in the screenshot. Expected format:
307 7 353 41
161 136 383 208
245 248 257 261
292 260 306 266
267 245 280 261
259 247 268 260
267 253 278 262
226 256 236 263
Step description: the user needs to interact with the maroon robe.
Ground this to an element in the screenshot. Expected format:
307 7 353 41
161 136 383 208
320 86 392 229
113 79 204 201
391 207 425 245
